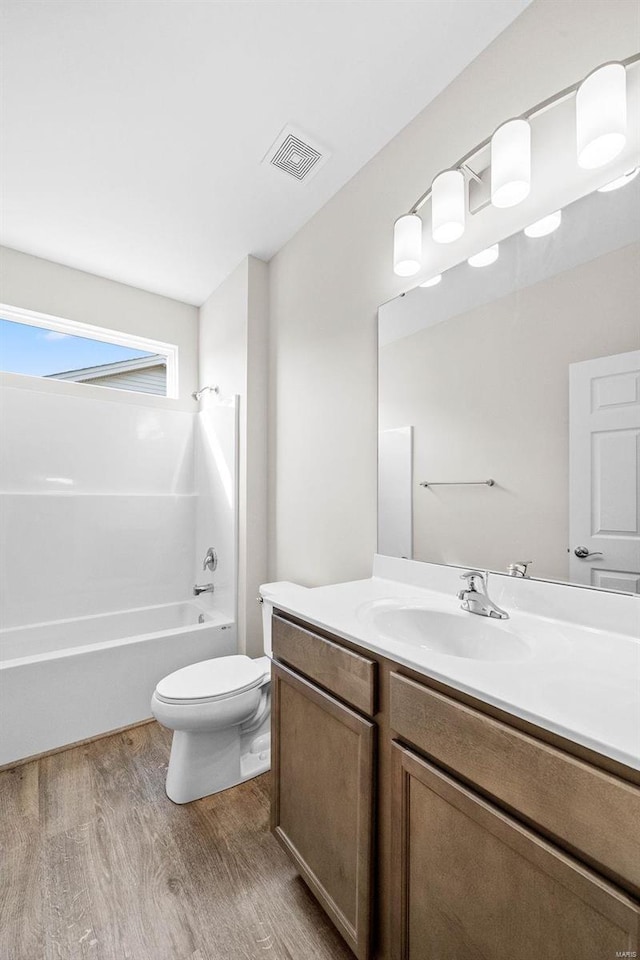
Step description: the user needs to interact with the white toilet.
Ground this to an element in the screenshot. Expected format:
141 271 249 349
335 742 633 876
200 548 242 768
151 654 271 804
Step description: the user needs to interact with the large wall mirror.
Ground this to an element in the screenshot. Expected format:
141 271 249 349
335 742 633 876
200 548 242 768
378 178 640 593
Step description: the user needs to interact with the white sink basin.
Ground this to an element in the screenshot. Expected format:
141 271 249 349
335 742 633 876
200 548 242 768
360 601 531 662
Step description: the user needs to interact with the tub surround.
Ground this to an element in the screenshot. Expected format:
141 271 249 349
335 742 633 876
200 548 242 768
262 554 640 771
0 382 196 629
0 379 238 632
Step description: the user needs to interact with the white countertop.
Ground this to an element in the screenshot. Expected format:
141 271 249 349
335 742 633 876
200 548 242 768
261 558 640 772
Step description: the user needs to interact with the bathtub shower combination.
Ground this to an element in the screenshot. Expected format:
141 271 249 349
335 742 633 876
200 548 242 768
0 379 241 770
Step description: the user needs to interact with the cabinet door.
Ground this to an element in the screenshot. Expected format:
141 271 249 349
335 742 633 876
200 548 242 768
391 743 640 960
272 662 375 960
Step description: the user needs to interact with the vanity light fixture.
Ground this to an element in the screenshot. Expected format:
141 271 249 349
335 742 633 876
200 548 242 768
431 170 465 243
576 63 627 169
467 244 499 267
597 166 639 192
419 274 442 288
392 54 639 279
491 119 531 208
524 210 562 238
393 214 422 276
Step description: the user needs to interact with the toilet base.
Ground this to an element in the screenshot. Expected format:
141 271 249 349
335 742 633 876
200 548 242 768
165 726 271 804
239 747 271 786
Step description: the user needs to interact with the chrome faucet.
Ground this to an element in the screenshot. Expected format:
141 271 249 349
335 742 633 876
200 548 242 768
458 571 509 620
193 583 214 596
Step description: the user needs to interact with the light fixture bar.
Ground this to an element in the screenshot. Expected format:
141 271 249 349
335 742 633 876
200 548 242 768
407 52 640 217
597 167 640 192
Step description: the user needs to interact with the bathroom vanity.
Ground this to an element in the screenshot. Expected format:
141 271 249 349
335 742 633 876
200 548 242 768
263 559 640 960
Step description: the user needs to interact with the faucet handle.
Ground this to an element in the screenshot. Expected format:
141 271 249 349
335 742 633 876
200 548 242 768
460 570 485 588
203 547 218 572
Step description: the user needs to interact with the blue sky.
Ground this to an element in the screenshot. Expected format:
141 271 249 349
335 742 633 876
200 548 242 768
0 318 153 377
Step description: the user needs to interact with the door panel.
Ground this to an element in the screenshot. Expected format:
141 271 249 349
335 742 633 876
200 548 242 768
271 662 375 960
569 350 640 589
391 743 640 960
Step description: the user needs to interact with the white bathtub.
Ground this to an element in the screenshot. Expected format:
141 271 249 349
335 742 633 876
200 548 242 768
0 601 236 767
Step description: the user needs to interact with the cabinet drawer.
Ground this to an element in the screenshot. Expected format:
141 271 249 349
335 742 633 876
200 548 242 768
391 742 640 960
272 614 376 716
390 671 640 894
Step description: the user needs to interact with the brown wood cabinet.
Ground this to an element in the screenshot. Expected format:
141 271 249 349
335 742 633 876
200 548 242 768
270 610 640 960
271 661 375 960
390 742 640 960
389 671 640 895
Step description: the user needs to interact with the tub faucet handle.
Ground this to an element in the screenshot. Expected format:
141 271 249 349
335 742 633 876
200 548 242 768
203 547 218 572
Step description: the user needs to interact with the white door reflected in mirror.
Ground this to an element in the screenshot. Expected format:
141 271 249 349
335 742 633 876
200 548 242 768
569 350 640 592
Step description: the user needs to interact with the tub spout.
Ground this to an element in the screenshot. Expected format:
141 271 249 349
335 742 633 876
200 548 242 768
193 583 214 596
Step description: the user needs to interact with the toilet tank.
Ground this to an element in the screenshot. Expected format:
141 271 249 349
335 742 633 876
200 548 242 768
259 582 300 657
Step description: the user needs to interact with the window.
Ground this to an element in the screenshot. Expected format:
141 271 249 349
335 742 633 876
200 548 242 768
0 305 178 398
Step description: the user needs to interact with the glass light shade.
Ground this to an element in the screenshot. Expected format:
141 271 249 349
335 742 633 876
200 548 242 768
419 274 442 288
576 63 626 169
431 170 465 243
524 210 562 238
393 214 422 276
467 244 499 268
491 119 531 208
597 167 639 192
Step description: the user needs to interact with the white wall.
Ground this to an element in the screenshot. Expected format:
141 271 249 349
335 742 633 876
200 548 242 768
268 0 640 587
198 256 268 657
0 246 198 406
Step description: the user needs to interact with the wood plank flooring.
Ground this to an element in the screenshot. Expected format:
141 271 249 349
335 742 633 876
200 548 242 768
0 721 355 960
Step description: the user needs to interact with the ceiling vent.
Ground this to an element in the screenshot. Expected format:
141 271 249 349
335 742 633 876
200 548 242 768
262 124 329 183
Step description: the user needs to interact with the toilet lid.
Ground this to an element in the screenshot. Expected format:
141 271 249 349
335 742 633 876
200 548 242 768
155 655 266 702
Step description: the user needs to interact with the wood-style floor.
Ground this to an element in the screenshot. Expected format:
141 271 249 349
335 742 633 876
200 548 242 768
0 721 355 960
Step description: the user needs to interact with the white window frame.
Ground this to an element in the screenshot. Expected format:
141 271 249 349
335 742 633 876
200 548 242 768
0 303 179 399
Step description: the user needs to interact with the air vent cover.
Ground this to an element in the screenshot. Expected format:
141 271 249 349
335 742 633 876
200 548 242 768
262 124 329 183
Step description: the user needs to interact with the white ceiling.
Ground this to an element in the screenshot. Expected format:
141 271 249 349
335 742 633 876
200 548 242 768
0 0 530 305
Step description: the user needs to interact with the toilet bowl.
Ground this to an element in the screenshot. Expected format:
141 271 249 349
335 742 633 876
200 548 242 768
151 654 271 804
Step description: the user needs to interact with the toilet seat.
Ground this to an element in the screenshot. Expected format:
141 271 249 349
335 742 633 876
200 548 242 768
155 655 266 705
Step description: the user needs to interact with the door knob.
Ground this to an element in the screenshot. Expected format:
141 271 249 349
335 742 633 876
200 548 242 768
574 546 604 559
